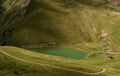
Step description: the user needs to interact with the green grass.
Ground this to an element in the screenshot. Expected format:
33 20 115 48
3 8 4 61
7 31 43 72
0 46 105 76
1 46 120 76
0 53 85 76
1 0 119 48
4 0 96 46
1 0 120 76
1 0 120 49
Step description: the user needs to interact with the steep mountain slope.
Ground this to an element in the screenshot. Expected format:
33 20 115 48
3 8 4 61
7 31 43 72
4 0 96 46
0 0 99 46
0 0 120 48
0 0 30 45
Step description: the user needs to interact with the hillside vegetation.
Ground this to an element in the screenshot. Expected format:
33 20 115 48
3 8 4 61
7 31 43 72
1 0 120 76
0 0 120 48
0 46 105 76
0 46 120 76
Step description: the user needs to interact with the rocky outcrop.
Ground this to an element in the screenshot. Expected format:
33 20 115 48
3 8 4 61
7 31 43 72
0 0 30 45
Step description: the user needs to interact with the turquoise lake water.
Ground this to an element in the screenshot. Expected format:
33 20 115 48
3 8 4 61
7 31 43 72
29 47 85 60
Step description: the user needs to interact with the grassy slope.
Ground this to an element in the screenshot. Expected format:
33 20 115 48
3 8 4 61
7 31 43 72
1 0 120 76
0 46 104 76
5 0 98 46
1 46 120 76
4 0 120 49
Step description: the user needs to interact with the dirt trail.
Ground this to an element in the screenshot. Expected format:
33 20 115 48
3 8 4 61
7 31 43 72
0 50 107 76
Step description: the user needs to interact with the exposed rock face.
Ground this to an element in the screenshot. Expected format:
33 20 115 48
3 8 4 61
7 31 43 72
0 0 30 45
